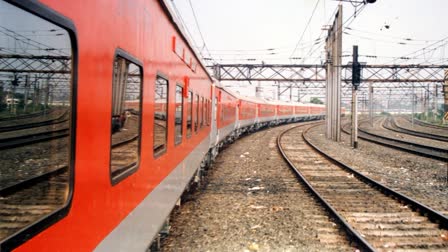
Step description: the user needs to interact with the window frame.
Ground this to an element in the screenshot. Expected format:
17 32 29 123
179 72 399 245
109 49 144 186
199 96 204 128
174 84 183 146
153 73 169 158
0 1 78 250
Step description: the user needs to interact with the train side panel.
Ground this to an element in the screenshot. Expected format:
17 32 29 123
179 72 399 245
14 0 213 251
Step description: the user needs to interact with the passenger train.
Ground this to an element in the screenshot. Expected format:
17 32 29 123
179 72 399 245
0 0 324 251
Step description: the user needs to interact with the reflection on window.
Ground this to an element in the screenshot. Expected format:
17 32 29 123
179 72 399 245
207 99 211 126
194 94 199 132
110 57 141 183
0 0 72 244
175 85 183 144
200 97 204 128
187 91 192 137
154 76 168 155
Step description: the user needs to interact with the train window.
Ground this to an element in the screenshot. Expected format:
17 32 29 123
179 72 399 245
207 100 211 126
200 97 204 128
154 76 168 156
204 99 208 126
110 55 142 184
0 0 75 249
175 85 183 145
194 94 199 132
187 91 193 138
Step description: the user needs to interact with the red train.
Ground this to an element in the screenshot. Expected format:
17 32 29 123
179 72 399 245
0 0 324 251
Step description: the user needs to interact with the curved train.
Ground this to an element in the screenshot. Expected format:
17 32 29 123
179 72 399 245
0 0 324 251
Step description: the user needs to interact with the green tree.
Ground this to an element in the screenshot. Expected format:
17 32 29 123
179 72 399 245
310 97 323 104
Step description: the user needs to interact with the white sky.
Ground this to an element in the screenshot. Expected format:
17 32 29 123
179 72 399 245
171 0 448 65
170 0 448 100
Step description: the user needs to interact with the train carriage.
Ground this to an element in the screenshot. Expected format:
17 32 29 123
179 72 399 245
0 0 326 251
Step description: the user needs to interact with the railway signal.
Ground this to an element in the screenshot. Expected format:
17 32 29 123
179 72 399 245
351 45 361 149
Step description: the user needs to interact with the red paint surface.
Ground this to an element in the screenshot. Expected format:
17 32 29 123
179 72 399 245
16 0 211 251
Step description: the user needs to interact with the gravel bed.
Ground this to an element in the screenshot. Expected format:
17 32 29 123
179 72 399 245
161 123 355 252
305 123 448 216
0 139 69 190
360 116 448 149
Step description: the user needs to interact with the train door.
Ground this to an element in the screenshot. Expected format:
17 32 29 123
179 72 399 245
210 84 218 147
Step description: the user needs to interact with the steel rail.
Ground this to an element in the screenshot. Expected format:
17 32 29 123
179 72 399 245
301 124 448 230
0 166 68 196
277 123 375 252
0 110 69 133
111 135 139 148
342 122 448 162
0 128 69 150
411 118 448 130
0 109 57 122
383 116 448 142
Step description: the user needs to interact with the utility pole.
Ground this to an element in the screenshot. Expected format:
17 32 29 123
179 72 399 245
369 83 373 126
24 75 29 113
411 84 415 127
325 4 342 142
289 84 293 102
434 84 438 121
351 45 361 149
277 82 281 100
444 69 448 124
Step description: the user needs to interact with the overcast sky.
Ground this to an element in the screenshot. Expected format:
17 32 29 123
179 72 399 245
171 0 448 100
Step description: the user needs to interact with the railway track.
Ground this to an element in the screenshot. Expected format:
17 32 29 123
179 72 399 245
0 109 56 122
278 123 448 251
383 117 448 142
410 118 448 130
0 166 68 244
342 119 448 162
0 111 69 133
0 128 69 150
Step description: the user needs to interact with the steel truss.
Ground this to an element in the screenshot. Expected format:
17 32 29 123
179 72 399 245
211 64 448 83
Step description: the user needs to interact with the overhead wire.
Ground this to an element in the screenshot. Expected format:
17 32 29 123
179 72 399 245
385 36 448 64
290 0 321 58
187 0 215 62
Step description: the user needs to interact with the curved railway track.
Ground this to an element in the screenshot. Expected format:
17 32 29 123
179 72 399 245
278 123 448 251
383 117 448 142
342 120 448 162
410 118 448 130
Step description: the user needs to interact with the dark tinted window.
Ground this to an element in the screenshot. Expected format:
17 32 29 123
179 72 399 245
110 56 142 183
0 0 73 244
175 85 183 145
154 76 168 156
187 91 192 137
194 94 199 132
200 97 204 128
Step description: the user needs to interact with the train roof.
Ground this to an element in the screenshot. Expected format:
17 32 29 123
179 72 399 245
159 0 213 81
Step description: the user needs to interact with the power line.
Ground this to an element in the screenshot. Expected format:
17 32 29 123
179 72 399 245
385 35 448 64
187 0 213 60
290 0 321 58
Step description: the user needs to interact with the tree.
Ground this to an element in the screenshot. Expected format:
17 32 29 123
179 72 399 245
310 97 323 104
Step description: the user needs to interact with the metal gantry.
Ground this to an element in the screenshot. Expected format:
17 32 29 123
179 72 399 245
211 63 448 83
